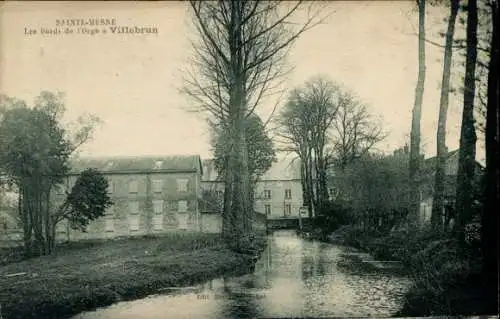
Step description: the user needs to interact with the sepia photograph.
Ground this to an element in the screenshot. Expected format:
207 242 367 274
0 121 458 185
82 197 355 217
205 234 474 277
0 0 499 318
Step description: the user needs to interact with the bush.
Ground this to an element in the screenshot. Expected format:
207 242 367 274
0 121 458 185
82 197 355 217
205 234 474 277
329 224 375 248
315 200 354 235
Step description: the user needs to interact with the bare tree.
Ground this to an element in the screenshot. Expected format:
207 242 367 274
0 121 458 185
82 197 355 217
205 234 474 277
277 87 316 217
409 0 427 225
432 0 460 231
454 0 479 240
327 92 386 170
277 76 341 217
182 1 323 251
277 76 385 218
482 0 498 298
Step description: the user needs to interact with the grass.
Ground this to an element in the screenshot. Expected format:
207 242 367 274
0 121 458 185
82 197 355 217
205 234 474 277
0 233 264 319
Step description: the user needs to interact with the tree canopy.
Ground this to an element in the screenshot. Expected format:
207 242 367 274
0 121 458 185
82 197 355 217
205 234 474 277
0 91 104 255
211 114 276 183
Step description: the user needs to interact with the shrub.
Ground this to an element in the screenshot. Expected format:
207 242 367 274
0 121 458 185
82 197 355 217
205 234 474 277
315 200 354 235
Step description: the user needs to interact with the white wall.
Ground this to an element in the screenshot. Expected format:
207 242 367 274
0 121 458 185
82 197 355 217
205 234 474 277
254 180 302 218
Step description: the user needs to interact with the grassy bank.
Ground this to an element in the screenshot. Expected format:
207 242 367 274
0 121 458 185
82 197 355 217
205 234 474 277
327 225 495 317
0 233 265 319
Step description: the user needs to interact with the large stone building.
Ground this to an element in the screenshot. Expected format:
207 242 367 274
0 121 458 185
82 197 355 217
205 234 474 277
201 156 304 219
1 155 299 245
52 155 205 240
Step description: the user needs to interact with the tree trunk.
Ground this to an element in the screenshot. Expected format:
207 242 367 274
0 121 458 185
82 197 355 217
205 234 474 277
223 1 251 251
454 0 478 241
27 180 44 256
432 0 459 231
409 0 426 225
303 150 312 218
313 144 329 214
230 114 251 250
19 186 32 257
305 148 316 218
44 188 52 254
300 158 308 207
318 155 329 207
222 170 233 241
482 0 499 310
313 151 322 213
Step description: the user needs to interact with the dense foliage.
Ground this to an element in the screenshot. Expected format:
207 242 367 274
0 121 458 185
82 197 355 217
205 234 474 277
64 169 114 232
0 91 102 255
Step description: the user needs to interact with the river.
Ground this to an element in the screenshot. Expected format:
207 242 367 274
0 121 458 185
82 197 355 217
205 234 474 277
74 230 412 318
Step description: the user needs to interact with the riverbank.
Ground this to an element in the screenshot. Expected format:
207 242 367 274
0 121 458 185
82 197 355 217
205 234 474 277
0 234 265 319
323 225 495 317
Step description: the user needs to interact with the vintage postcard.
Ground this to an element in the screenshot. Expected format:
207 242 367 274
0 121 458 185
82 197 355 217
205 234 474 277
0 1 498 318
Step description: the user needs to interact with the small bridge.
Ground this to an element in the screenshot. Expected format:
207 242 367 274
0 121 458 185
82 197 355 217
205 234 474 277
267 217 313 231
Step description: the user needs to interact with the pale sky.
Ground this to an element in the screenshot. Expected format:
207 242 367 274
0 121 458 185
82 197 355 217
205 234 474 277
0 1 480 160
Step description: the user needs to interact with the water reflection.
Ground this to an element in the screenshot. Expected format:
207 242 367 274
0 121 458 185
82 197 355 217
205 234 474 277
74 230 412 319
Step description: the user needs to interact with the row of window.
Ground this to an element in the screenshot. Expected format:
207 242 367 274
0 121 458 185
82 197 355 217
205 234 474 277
264 204 292 216
104 214 189 232
106 200 188 215
262 189 292 200
261 189 293 200
112 178 189 194
57 178 190 195
211 189 293 200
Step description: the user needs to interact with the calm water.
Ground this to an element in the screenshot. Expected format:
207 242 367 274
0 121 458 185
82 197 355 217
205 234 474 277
74 230 412 319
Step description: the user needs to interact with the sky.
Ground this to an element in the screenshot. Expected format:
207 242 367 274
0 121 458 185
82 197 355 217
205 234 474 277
0 1 481 161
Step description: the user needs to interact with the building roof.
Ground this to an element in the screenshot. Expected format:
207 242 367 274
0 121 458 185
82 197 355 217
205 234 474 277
69 155 203 175
260 155 301 180
201 155 301 182
421 149 484 175
422 149 459 170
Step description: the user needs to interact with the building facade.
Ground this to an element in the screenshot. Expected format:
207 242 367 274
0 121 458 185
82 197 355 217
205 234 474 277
201 156 304 219
52 155 204 241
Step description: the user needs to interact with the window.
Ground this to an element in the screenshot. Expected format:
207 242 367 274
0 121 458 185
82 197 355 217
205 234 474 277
152 179 163 193
153 214 163 230
107 179 114 194
177 179 189 192
128 201 139 214
104 207 114 232
129 216 140 231
263 190 271 200
178 200 188 212
128 180 139 193
154 160 163 169
153 200 164 214
105 161 114 170
105 217 114 232
284 204 292 216
265 204 271 215
178 213 188 230
284 189 292 199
